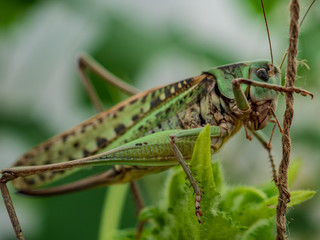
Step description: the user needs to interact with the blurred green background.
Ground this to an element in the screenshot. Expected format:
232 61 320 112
0 0 319 239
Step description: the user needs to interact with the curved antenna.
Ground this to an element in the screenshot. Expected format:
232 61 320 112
280 0 316 69
260 0 274 65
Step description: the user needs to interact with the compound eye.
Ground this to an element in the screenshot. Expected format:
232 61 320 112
256 68 269 81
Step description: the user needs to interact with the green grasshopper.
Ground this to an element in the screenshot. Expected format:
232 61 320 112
0 1 314 239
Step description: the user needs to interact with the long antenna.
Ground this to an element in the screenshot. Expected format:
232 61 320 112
279 0 316 69
260 0 274 65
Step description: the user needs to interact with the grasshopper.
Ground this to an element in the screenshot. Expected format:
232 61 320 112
0 1 314 239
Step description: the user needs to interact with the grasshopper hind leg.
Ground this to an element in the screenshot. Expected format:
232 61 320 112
77 53 139 104
16 168 121 196
77 55 145 229
0 181 24 240
76 54 146 236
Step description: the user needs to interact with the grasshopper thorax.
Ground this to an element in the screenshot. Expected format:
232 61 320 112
248 61 281 130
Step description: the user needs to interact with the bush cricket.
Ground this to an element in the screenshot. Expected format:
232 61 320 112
0 1 314 239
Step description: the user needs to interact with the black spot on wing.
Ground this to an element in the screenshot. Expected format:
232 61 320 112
114 124 126 135
97 117 104 123
44 143 51 152
130 99 138 105
23 177 35 186
81 123 93 133
174 83 180 92
118 106 125 112
141 95 148 103
132 114 139 122
73 142 79 148
62 134 69 143
96 137 108 148
39 174 46 181
150 97 162 109
165 87 171 98
83 149 90 157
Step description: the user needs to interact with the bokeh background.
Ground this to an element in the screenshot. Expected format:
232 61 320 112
0 0 319 239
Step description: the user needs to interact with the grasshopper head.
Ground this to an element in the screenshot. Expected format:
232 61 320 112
249 61 281 130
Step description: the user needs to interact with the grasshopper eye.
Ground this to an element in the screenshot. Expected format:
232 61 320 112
256 68 269 81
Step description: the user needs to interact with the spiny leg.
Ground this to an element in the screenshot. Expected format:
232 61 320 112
77 54 104 112
267 121 277 148
168 125 225 223
17 169 122 196
77 56 145 228
0 180 24 240
233 78 313 98
268 106 283 134
253 130 278 186
169 135 203 223
77 53 140 100
252 106 284 185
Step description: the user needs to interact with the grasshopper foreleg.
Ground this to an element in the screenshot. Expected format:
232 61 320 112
233 78 313 99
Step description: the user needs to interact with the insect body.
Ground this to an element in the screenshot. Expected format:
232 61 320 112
7 61 281 191
1 56 313 240
0 2 314 239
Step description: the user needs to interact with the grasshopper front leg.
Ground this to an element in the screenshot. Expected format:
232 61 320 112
232 78 313 110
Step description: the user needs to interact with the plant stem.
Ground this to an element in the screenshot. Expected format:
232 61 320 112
99 184 129 240
276 0 300 239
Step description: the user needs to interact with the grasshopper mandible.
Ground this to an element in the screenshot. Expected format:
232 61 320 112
0 1 314 239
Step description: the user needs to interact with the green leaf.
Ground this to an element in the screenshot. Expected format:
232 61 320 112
211 161 225 192
220 187 267 212
288 158 303 187
264 190 315 208
241 218 275 240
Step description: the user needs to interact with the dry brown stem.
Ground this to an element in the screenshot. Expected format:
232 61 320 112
276 0 300 239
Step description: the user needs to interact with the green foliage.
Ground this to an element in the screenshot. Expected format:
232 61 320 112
107 126 315 240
